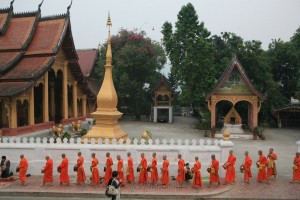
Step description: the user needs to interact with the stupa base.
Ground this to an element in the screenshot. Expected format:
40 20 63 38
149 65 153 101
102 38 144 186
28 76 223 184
81 125 128 143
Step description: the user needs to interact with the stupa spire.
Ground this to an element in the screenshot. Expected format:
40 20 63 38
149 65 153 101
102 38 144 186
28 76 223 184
82 13 128 142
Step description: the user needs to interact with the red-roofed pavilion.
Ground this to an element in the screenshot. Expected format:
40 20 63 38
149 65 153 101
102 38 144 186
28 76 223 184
206 57 265 131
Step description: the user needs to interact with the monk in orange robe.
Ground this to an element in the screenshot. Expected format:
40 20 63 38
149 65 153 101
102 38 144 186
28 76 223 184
176 154 185 188
126 152 135 183
160 155 169 188
192 156 202 187
58 153 69 186
41 156 53 186
117 155 125 186
150 152 158 185
18 154 28 186
243 151 252 184
257 150 269 183
209 154 220 186
90 153 100 185
290 152 300 183
224 150 236 184
267 148 277 179
138 153 148 185
104 152 113 185
76 152 86 184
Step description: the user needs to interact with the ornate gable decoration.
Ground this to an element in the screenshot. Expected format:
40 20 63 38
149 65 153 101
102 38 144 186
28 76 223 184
206 57 265 100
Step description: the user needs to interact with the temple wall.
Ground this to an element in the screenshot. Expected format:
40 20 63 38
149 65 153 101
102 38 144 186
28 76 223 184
0 137 233 177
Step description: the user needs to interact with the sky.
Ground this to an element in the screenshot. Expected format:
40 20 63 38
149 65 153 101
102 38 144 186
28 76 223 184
1 0 300 74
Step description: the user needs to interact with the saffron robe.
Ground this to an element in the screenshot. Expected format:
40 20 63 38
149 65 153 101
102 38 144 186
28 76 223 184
225 155 236 183
192 161 202 186
43 158 53 182
126 157 135 182
176 159 185 182
117 159 125 186
257 154 268 181
138 157 148 183
58 157 69 183
77 156 86 183
104 157 113 184
210 159 220 183
293 156 300 181
267 152 277 177
244 155 252 181
91 157 100 184
151 157 158 182
161 160 169 185
18 157 28 183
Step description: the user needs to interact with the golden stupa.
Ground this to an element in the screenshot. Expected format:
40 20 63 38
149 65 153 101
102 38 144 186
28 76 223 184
82 14 128 141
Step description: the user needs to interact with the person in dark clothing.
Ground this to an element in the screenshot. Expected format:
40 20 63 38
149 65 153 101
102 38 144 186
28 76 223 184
1 156 11 178
108 171 121 200
185 163 193 181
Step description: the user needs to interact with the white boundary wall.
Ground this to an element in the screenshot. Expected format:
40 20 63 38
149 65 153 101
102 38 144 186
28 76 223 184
0 137 233 178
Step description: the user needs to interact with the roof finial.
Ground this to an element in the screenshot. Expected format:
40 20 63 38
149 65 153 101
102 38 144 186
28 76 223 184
10 0 15 7
38 0 44 12
67 0 73 14
107 12 112 30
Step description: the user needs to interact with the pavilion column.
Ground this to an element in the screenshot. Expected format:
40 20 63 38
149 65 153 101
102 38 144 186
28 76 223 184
10 99 17 128
210 96 217 128
43 72 49 122
62 62 68 119
29 87 34 125
73 81 78 117
82 95 87 117
49 82 55 120
153 107 157 122
252 101 258 130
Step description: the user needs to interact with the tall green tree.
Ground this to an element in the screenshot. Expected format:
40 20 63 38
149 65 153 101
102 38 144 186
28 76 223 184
95 29 166 119
162 3 215 106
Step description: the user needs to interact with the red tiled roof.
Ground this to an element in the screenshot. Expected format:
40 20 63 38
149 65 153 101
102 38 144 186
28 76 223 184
0 81 33 97
0 16 36 50
77 49 98 77
26 18 66 55
0 56 54 80
0 52 22 71
0 13 8 31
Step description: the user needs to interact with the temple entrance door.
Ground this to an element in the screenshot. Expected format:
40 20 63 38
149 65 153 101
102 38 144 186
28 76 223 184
230 117 235 124
17 100 29 127
34 83 43 123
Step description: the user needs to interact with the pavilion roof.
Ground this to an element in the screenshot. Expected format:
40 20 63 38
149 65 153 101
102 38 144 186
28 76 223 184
77 49 99 77
206 56 265 101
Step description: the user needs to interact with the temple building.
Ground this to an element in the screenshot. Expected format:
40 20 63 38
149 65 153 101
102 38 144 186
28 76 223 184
0 2 97 135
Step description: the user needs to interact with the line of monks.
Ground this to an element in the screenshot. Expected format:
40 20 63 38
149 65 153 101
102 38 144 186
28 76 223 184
16 148 300 187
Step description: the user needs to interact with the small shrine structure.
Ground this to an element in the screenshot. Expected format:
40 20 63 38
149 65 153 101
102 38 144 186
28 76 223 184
206 57 265 131
152 76 174 123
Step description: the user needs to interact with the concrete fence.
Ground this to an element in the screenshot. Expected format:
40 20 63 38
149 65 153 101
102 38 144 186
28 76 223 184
0 137 234 178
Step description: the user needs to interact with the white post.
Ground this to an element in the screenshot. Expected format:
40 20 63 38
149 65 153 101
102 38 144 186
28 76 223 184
219 140 234 177
169 106 173 123
153 107 157 123
297 140 300 152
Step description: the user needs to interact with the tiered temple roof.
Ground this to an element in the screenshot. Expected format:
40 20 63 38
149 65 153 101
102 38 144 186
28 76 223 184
0 1 95 98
